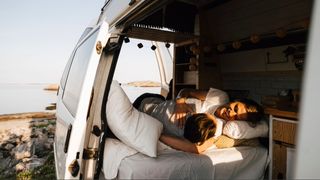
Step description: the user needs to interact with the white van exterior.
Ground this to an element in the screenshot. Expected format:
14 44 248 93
54 0 320 179
54 22 110 178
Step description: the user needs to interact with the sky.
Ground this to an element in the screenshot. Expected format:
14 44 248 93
0 0 172 85
0 0 104 84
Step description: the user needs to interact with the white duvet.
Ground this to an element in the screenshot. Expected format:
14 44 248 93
103 138 269 179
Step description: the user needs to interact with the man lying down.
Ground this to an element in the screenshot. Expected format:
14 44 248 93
132 88 264 154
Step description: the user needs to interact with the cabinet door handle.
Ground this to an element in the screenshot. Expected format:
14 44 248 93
64 124 72 153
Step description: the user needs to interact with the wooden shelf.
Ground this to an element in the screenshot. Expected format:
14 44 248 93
264 107 298 119
173 38 199 97
176 63 193 66
175 38 199 47
176 83 196 86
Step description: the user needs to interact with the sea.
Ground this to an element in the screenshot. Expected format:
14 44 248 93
0 84 57 115
0 84 161 115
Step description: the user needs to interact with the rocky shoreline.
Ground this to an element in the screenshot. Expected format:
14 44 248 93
0 112 55 121
0 112 56 179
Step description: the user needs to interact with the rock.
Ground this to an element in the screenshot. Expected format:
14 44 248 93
0 117 57 177
4 143 15 150
8 158 19 168
25 158 45 170
0 157 11 170
12 141 34 160
48 134 55 138
6 137 17 145
47 124 55 134
1 150 10 158
33 120 49 127
35 128 43 136
42 128 48 135
22 157 31 163
21 135 31 142
44 138 54 150
34 137 49 157
15 162 25 172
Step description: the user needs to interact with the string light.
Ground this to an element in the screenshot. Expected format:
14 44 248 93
137 43 143 48
217 44 226 52
232 41 242 49
275 28 287 38
215 17 309 52
151 45 157 50
250 34 260 44
124 37 130 43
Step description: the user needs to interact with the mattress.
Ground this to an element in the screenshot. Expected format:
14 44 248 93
116 145 269 179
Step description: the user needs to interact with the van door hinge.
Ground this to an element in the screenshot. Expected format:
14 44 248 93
96 41 102 54
83 148 98 160
92 125 101 137
68 159 80 177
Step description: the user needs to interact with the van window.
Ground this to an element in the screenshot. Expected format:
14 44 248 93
113 38 167 102
60 27 94 90
60 52 74 90
62 29 99 116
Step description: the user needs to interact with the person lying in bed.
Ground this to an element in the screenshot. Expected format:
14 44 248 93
133 88 264 154
174 88 264 128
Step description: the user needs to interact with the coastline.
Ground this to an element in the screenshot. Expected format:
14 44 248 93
43 84 59 91
0 112 55 121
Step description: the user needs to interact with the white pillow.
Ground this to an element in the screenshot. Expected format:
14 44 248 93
223 120 268 139
106 80 163 157
214 117 226 138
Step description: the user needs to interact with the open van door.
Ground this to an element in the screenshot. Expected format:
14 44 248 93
54 22 109 179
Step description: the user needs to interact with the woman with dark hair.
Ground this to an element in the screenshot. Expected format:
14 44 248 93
214 98 264 127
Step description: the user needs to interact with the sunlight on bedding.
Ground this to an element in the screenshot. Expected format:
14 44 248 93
204 147 244 163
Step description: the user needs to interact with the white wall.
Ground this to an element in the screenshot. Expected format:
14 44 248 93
294 0 320 178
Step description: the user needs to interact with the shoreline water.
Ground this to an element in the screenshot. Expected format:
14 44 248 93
0 84 57 115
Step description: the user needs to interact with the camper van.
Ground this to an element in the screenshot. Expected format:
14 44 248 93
54 0 320 179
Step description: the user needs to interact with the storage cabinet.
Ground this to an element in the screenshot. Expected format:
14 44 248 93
265 107 298 179
173 39 199 97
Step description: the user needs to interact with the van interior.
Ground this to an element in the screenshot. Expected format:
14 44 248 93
77 0 316 179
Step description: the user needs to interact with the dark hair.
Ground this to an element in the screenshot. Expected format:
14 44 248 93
183 113 216 145
234 98 264 124
132 93 165 109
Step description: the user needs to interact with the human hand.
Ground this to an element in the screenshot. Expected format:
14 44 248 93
174 98 193 129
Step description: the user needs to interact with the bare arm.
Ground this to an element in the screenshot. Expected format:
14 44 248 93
177 88 208 101
174 97 193 128
174 88 208 128
160 134 215 154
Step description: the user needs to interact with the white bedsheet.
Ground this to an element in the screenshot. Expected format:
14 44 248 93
103 138 269 179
